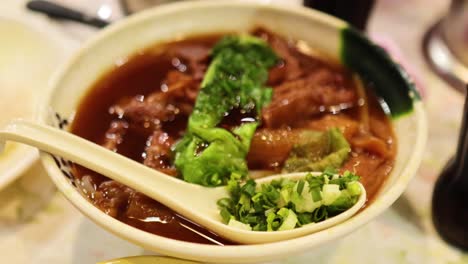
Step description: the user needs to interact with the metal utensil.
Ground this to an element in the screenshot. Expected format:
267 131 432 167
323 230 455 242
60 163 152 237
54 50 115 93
26 0 110 28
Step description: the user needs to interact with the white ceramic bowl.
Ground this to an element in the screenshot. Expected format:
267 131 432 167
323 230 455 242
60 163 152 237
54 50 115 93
39 1 427 263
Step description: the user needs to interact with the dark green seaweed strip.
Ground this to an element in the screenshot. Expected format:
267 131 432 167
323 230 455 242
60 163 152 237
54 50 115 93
340 27 420 119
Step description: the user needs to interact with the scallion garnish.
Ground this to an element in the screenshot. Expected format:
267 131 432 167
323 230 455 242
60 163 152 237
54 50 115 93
218 169 362 231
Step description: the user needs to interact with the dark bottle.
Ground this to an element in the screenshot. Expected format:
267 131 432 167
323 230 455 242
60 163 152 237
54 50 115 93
303 0 375 31
432 86 468 251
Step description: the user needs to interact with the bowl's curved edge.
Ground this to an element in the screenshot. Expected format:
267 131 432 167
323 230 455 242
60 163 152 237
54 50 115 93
39 1 428 263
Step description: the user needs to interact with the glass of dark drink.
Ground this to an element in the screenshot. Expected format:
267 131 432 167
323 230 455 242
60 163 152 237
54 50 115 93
432 85 468 251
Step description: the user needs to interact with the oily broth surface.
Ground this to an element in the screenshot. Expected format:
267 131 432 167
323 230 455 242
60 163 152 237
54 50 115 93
70 32 395 245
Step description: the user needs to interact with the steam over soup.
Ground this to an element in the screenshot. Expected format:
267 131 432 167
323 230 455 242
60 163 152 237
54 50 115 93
70 29 395 245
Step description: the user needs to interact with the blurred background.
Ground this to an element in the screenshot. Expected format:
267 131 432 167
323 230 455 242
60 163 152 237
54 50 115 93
0 0 467 263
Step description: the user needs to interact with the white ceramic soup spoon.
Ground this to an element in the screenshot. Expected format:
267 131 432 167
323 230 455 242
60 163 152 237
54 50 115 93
0 119 366 244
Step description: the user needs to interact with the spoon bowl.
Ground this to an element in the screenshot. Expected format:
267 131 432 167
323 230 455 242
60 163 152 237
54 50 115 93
0 119 365 244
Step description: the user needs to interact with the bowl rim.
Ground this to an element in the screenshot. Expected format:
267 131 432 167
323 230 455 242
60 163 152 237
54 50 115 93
40 1 428 262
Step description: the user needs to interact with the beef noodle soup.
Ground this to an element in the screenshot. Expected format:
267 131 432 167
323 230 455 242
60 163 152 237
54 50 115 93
70 28 395 245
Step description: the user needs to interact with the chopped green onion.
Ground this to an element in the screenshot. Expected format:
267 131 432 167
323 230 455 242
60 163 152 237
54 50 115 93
310 187 322 202
217 169 362 231
297 179 305 195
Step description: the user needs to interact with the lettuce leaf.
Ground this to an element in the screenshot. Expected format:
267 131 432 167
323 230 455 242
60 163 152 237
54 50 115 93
283 128 351 173
173 35 278 186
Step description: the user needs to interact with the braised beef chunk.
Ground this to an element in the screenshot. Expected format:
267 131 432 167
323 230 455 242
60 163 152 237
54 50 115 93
70 28 395 245
254 28 303 81
124 192 176 222
262 69 357 128
254 28 327 85
93 181 133 218
102 120 129 151
306 114 360 141
103 71 199 170
143 130 177 175
254 29 358 128
166 42 210 80
247 129 301 170
350 134 390 158
109 71 199 131
167 43 210 64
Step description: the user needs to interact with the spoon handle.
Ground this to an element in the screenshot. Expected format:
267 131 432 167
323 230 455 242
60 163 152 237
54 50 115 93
0 120 203 211
26 0 109 28
0 120 369 244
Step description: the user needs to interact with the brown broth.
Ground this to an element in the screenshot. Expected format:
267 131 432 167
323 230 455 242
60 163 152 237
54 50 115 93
71 35 238 245
70 32 395 245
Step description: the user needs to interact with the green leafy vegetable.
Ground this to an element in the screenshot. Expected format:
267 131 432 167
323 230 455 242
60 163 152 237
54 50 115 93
173 35 278 186
217 170 362 231
283 128 351 173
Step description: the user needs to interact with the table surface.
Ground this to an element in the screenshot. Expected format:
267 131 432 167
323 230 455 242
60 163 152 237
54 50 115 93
0 0 467 263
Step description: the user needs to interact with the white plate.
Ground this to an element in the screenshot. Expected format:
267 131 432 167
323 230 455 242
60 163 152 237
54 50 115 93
0 18 72 189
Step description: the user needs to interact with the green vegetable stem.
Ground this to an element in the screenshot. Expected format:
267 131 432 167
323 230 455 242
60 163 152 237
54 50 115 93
173 35 278 186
